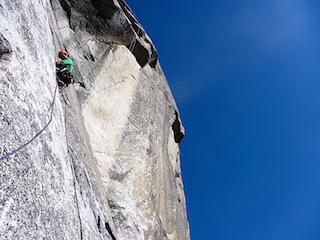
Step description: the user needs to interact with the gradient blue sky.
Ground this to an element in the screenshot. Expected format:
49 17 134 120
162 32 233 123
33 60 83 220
127 1 320 239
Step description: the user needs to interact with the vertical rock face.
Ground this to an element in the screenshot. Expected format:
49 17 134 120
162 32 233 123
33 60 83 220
0 0 189 239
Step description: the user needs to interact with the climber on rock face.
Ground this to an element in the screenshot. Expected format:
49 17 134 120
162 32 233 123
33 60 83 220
56 49 74 88
56 49 73 71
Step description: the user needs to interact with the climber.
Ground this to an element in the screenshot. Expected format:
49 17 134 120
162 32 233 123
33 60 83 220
56 49 74 88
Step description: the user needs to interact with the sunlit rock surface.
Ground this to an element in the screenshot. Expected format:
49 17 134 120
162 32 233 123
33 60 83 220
0 0 189 239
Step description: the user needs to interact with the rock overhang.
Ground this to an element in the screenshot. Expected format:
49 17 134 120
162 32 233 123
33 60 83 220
58 0 158 67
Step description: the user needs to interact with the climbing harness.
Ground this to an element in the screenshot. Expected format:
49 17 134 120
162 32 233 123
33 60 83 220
0 85 58 162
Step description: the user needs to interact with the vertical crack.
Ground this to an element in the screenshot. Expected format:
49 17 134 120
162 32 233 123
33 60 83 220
64 102 83 239
105 221 116 240
68 145 84 240
58 0 72 20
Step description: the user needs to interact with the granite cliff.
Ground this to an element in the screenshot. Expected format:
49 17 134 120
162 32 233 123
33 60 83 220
0 0 189 239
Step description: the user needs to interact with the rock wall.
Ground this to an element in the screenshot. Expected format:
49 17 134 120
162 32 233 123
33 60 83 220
0 0 189 239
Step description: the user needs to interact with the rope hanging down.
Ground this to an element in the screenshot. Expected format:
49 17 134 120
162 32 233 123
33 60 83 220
0 85 58 162
129 27 141 52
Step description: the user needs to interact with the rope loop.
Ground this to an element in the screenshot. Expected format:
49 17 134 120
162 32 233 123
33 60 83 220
0 85 58 162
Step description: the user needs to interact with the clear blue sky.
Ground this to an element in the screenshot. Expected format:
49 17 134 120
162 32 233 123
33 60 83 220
127 1 320 239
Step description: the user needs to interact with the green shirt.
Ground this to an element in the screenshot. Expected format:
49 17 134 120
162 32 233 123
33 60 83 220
58 57 73 72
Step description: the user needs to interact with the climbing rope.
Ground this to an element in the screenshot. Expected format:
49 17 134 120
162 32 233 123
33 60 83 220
0 85 58 162
129 27 141 52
